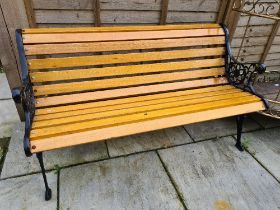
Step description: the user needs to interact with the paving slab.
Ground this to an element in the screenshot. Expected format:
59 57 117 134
250 113 280 128
0 73 11 99
60 152 184 210
107 126 192 157
1 123 108 178
0 172 57 210
243 127 280 181
184 116 260 141
0 99 20 138
158 137 280 210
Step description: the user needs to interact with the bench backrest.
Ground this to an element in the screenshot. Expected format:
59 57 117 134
21 24 227 108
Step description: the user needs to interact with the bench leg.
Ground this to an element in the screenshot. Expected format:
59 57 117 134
235 115 244 151
36 152 52 201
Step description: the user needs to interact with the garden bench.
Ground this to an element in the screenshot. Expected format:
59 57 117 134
12 24 268 200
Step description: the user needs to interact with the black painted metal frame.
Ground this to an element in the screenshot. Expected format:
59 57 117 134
11 25 268 200
13 29 34 157
221 24 269 151
221 24 269 109
12 29 52 201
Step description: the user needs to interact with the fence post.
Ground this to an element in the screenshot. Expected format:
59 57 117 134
0 0 30 120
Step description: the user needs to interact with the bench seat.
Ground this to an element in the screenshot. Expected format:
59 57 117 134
30 85 264 153
13 24 268 201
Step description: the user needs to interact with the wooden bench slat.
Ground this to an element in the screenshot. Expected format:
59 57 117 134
30 96 260 140
30 59 225 83
30 102 264 153
32 92 251 129
23 24 221 34
25 36 225 55
28 47 225 70
35 78 228 107
35 86 238 119
23 28 225 44
33 68 225 96
34 88 242 121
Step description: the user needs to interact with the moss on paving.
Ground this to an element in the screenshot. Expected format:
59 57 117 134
0 137 10 175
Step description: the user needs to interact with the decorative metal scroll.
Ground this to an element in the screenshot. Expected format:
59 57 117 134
231 0 280 119
233 0 280 20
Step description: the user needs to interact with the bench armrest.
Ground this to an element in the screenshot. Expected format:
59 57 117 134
14 29 34 157
11 84 34 157
221 24 269 109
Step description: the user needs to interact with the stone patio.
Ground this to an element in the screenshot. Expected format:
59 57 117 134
1 73 280 210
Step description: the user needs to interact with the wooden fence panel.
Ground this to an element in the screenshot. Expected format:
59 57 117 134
0 0 30 120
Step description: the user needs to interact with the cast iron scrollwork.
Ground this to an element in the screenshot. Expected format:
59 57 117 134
226 56 266 88
222 24 269 109
233 0 280 20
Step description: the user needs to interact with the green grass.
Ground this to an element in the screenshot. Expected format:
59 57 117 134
242 138 251 150
0 66 4 73
54 164 62 174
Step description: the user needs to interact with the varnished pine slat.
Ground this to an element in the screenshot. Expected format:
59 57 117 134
25 36 225 55
33 69 225 96
30 102 264 153
32 92 250 128
35 86 238 118
35 78 228 107
28 47 225 70
30 96 261 140
30 60 225 83
23 24 221 34
23 28 225 44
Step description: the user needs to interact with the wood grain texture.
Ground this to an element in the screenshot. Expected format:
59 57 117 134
0 0 29 120
23 28 224 44
28 48 225 70
25 36 225 55
35 78 228 107
93 0 100 26
23 0 37 27
33 68 225 96
30 96 260 140
167 12 217 24
23 24 221 34
32 92 251 129
35 85 235 115
30 64 225 83
160 0 169 25
30 102 264 152
34 89 242 122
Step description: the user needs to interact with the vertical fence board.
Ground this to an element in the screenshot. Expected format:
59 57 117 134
261 20 280 63
24 0 37 27
160 0 169 25
0 0 29 120
217 0 227 23
94 0 101 26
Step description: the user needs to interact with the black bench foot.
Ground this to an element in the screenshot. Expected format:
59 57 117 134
235 142 244 151
36 152 52 201
235 115 244 152
45 188 52 201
